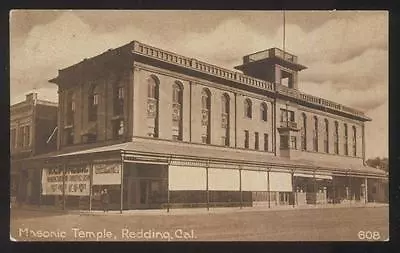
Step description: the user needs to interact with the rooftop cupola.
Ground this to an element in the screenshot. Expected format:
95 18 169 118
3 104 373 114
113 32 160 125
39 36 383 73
234 47 307 89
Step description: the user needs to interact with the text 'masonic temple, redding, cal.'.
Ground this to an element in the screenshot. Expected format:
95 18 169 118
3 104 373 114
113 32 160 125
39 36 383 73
11 40 388 211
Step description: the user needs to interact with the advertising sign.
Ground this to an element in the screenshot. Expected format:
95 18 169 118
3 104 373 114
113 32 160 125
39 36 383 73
92 163 121 185
42 165 90 196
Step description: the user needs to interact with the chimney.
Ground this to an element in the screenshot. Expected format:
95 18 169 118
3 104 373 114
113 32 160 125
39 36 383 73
26 92 38 102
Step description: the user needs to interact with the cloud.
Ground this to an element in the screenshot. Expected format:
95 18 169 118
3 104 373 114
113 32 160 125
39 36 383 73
299 48 388 90
300 81 387 112
365 99 388 159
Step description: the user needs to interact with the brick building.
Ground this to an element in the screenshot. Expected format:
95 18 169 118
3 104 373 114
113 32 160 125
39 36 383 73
10 92 58 204
21 41 387 210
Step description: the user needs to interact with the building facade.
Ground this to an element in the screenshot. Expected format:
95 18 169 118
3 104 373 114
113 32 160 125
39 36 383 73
20 41 387 210
10 93 58 204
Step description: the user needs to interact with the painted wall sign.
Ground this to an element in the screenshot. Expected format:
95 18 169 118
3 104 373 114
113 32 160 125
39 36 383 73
42 166 90 196
92 163 121 185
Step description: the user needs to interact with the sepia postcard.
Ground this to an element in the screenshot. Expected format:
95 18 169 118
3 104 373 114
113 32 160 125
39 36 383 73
9 10 389 241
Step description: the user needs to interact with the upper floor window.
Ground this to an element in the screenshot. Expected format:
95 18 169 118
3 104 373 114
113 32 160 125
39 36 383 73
313 116 318 152
201 88 211 144
264 133 269 152
244 98 252 118
65 128 74 145
334 121 339 154
280 69 294 88
254 132 259 150
344 123 348 155
112 119 124 139
66 91 75 125
352 126 357 156
260 103 268 121
324 119 329 153
147 76 159 137
17 127 24 148
221 93 230 146
172 81 183 141
301 113 307 151
290 136 297 150
114 84 124 116
280 135 289 149
18 125 31 148
244 130 249 149
88 84 99 122
280 108 295 122
148 77 157 99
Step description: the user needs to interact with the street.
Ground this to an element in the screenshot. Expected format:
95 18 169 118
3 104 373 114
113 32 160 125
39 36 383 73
10 206 389 241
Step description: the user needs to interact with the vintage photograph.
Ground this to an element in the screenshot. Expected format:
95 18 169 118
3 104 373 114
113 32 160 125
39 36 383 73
10 10 388 241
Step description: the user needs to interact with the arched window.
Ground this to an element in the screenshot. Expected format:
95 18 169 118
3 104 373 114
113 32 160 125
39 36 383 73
201 88 211 144
244 98 252 118
221 93 230 146
88 84 99 122
324 119 329 153
172 81 183 141
344 123 348 155
313 116 318 152
147 75 159 137
334 121 339 154
301 113 307 151
352 126 357 156
260 103 268 121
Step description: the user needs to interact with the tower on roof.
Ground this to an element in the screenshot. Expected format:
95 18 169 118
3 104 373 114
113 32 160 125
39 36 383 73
234 47 307 89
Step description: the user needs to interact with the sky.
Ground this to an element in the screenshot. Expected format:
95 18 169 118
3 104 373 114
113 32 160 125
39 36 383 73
9 10 388 159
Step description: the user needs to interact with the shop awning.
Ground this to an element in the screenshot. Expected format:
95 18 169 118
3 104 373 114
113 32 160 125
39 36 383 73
56 142 129 157
292 158 387 178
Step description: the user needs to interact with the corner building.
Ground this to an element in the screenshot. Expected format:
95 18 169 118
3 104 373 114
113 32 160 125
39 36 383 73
27 41 387 210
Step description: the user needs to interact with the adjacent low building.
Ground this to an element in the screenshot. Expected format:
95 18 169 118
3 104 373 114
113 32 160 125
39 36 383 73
17 41 388 211
10 92 58 204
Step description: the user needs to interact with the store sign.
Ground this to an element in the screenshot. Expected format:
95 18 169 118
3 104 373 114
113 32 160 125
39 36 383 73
92 163 121 185
42 166 90 196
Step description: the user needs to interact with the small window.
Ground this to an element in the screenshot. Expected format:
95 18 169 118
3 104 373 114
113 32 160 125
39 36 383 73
65 128 74 145
352 126 357 156
334 121 339 154
244 99 252 118
280 135 289 149
280 70 294 88
254 132 259 150
264 134 269 152
112 120 124 139
244 130 249 149
18 127 24 147
290 136 297 150
89 84 99 122
261 103 268 121
344 123 348 155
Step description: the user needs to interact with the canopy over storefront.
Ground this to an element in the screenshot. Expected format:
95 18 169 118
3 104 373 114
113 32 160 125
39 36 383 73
17 138 388 179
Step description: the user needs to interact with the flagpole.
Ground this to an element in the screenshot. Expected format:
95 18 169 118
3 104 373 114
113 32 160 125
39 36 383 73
283 10 286 52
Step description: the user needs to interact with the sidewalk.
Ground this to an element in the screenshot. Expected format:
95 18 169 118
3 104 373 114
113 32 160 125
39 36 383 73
12 202 388 216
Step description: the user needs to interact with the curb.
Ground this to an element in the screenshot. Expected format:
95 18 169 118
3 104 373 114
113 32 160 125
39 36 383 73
12 203 388 216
